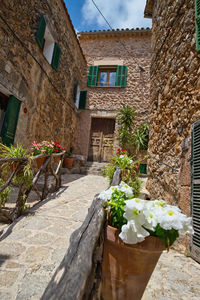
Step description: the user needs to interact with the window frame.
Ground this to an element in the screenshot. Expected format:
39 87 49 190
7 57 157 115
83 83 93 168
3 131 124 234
87 65 127 88
97 66 117 87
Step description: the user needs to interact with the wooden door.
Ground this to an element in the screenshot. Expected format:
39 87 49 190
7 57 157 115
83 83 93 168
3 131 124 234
88 118 115 162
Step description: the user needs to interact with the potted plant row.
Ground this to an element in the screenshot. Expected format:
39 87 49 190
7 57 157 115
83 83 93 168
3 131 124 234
99 150 193 300
30 140 65 168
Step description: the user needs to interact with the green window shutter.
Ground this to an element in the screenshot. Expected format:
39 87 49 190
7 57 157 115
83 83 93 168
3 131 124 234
1 95 21 146
116 65 127 87
87 66 99 87
195 0 200 53
73 81 78 103
36 14 46 49
191 120 200 263
51 43 61 71
79 91 87 109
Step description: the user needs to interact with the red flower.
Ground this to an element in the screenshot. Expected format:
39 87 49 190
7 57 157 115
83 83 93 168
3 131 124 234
55 149 59 152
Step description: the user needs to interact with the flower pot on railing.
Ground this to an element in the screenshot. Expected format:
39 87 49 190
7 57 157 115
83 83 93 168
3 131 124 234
36 156 46 169
10 162 23 175
101 225 165 300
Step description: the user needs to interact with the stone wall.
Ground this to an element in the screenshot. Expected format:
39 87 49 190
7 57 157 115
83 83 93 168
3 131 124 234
78 30 152 158
0 0 87 151
146 0 200 222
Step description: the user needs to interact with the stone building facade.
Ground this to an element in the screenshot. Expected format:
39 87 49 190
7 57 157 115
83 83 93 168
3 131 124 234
144 0 200 256
78 29 152 161
0 0 87 151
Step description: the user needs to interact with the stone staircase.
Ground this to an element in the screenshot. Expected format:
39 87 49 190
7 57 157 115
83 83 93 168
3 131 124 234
80 161 107 175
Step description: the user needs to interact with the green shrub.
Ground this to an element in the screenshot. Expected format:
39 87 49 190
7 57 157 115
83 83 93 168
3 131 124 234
102 163 115 184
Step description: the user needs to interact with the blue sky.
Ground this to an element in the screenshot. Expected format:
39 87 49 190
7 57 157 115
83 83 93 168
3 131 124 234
65 0 151 32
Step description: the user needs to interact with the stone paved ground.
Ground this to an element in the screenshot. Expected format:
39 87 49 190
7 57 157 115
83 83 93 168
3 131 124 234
142 250 200 300
0 174 109 300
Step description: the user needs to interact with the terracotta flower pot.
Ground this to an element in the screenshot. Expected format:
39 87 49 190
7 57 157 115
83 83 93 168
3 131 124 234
36 156 46 169
101 225 165 300
63 157 74 169
10 162 23 175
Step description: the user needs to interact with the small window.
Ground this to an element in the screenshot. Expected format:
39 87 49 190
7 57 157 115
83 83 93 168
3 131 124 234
43 26 55 64
36 15 61 71
73 81 87 109
98 68 117 87
87 65 127 87
75 84 80 109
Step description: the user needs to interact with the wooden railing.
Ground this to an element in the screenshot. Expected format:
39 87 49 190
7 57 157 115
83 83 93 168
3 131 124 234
41 194 106 300
0 151 65 222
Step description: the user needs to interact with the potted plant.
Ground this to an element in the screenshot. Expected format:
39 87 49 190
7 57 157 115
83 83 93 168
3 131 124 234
30 140 65 168
102 148 141 195
99 183 193 300
63 146 74 169
0 143 33 189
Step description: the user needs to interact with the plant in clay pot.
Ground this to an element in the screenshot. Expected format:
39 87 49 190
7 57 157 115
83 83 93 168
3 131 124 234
63 146 74 169
102 148 141 196
99 183 194 300
0 143 33 189
30 140 65 168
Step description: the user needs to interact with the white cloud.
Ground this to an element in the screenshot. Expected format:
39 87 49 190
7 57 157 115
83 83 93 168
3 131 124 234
82 0 151 30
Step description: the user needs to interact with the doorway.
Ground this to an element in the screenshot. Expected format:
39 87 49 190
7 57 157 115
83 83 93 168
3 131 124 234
88 118 115 162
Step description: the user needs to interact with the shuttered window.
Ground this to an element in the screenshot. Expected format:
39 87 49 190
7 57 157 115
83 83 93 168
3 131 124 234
36 14 46 49
79 91 87 109
51 43 61 71
36 15 61 71
140 163 147 174
195 0 200 53
191 120 200 263
87 65 127 87
1 95 21 146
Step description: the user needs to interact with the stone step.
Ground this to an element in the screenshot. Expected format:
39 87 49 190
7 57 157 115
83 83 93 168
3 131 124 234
80 162 107 175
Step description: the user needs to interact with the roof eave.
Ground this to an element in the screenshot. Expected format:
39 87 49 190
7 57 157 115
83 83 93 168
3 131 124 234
78 28 152 38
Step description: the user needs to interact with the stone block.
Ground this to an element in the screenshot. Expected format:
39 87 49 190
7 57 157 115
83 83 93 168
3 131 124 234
179 160 191 187
178 186 191 216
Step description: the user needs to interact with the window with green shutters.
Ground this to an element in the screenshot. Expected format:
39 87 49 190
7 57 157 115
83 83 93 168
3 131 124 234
79 91 87 109
87 65 127 87
140 163 147 174
191 120 200 263
36 15 61 70
195 0 200 53
1 95 21 146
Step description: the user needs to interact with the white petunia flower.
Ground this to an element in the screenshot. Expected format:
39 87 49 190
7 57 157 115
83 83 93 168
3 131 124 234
178 216 194 235
123 199 146 225
99 185 118 201
119 181 133 198
119 220 150 244
157 206 187 231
